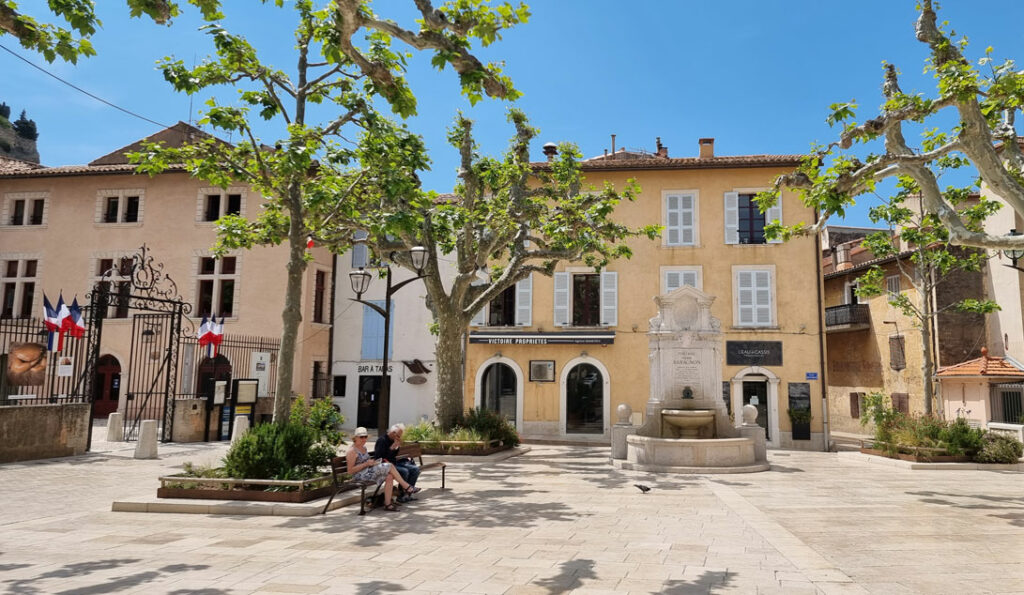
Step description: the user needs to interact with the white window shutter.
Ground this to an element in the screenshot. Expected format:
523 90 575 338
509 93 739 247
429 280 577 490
553 272 569 327
737 271 754 325
600 271 618 327
470 303 487 326
665 194 680 245
682 270 697 289
665 271 681 293
755 271 772 325
766 196 782 244
680 195 694 245
724 192 739 245
515 274 532 326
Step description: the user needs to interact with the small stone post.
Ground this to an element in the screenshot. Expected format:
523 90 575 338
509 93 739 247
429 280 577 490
231 415 250 444
737 404 767 463
611 403 638 460
106 412 124 442
134 420 158 459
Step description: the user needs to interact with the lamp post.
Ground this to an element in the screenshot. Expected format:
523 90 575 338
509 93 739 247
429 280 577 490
1002 229 1024 272
348 245 428 431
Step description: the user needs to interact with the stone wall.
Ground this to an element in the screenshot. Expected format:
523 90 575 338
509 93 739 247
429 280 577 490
0 124 40 163
935 254 988 367
0 404 91 463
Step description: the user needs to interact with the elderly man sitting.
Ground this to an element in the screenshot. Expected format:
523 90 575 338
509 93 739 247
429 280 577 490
374 423 420 503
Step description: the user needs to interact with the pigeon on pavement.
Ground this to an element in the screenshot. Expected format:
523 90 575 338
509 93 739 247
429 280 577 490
634 484 652 493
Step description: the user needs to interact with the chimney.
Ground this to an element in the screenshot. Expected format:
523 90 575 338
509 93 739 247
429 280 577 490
542 142 558 162
656 137 668 158
834 243 853 271
698 138 714 159
611 134 616 159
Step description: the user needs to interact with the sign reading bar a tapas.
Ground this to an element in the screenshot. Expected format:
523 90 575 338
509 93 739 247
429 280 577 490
469 331 615 345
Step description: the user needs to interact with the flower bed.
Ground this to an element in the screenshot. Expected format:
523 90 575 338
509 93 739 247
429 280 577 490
859 444 972 463
157 474 333 502
413 439 507 456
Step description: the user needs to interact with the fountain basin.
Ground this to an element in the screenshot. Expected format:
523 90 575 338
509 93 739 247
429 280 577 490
613 435 769 474
661 409 715 438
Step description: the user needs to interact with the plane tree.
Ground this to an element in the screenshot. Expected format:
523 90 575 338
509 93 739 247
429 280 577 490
758 0 1024 256
314 109 660 428
130 0 527 423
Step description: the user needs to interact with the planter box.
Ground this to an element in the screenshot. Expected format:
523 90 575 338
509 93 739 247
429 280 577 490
859 447 971 463
157 474 332 503
414 439 509 456
791 422 811 441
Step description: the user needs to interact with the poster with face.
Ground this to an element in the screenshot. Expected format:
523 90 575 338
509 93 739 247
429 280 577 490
7 342 47 386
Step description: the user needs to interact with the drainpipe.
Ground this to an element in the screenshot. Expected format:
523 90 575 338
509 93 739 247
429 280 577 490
815 216 831 451
327 253 337 399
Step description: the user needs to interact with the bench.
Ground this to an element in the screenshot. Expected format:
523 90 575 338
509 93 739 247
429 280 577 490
321 456 382 515
397 442 447 489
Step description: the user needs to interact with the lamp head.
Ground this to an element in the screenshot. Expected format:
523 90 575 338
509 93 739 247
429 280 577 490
409 246 427 273
1004 229 1024 261
349 268 372 297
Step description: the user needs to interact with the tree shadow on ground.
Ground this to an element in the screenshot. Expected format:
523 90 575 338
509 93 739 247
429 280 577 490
167 590 232 595
766 465 805 473
1 559 210 595
907 490 1024 527
532 558 596 593
662 569 733 594
347 580 408 594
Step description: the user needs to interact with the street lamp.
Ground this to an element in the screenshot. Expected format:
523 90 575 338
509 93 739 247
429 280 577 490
348 243 428 431
1002 229 1024 272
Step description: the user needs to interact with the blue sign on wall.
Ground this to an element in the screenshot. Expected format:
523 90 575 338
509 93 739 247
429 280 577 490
805 372 819 381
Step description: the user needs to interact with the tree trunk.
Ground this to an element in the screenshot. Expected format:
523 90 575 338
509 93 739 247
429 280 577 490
434 315 468 430
273 184 307 423
919 263 936 416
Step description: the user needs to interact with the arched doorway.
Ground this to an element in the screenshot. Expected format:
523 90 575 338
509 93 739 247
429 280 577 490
92 355 121 418
480 362 517 421
196 354 232 402
730 366 780 447
565 362 604 434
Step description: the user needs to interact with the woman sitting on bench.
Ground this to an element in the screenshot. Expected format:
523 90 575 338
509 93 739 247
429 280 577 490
347 427 420 511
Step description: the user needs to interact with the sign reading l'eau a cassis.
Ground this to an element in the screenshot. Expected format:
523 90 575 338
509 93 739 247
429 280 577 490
726 341 783 366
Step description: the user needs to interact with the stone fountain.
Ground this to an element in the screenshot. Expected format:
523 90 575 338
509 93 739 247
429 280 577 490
611 285 768 473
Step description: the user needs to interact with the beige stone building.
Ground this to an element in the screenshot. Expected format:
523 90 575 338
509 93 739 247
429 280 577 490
0 123 331 428
464 138 828 449
822 230 989 439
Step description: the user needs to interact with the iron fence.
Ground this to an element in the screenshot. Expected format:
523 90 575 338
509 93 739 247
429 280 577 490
0 316 92 406
176 333 280 401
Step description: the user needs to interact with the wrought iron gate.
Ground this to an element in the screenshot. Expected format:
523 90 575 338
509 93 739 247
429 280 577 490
85 245 191 442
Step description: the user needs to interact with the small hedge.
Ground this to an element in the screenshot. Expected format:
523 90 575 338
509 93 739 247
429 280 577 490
405 407 520 447
974 433 1024 464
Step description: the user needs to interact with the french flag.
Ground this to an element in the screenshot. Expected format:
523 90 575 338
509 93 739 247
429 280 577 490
66 297 86 338
198 315 224 357
42 294 61 351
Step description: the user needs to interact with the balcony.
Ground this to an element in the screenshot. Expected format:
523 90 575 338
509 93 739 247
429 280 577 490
825 303 870 333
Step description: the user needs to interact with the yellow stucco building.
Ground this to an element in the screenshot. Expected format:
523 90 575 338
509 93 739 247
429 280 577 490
465 139 827 449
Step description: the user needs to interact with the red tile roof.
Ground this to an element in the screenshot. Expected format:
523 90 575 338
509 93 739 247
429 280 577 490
937 348 1024 378
532 153 803 172
0 156 45 174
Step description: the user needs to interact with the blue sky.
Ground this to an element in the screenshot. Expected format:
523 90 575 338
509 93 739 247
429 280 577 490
3 1 1024 228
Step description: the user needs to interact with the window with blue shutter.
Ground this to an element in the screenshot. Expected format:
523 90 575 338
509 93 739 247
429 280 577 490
360 300 393 359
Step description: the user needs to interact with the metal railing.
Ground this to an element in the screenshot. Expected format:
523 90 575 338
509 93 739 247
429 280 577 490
825 303 871 327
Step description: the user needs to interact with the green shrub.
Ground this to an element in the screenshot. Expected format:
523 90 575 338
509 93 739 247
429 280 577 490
460 407 520 446
0 102 10 120
12 110 37 141
939 418 985 455
404 420 442 443
222 396 344 480
973 433 1024 464
787 409 812 425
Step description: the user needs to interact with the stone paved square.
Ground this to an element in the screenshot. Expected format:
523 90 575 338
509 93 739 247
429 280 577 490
1 438 1023 594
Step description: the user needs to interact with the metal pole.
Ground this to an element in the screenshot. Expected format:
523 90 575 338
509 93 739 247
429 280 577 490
377 266 393 432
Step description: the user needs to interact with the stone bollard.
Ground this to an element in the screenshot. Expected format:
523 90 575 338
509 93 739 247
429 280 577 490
737 404 767 463
611 403 638 460
134 420 159 459
106 412 124 442
231 415 250 444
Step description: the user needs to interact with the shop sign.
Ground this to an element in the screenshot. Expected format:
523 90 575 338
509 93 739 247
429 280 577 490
469 331 615 345
726 341 783 366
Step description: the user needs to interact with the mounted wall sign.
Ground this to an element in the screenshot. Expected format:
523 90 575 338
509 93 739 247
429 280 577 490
726 341 783 366
407 375 427 385
529 360 555 382
470 331 614 345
